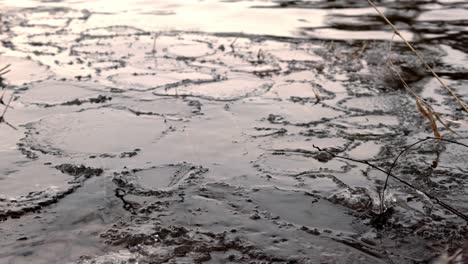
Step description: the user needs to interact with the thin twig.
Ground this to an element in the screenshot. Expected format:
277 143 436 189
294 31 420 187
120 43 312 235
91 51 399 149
312 145 468 222
0 93 12 117
230 31 242 52
0 69 10 76
0 90 13 109
382 136 468 205
151 32 159 71
380 137 433 213
152 33 158 54
0 94 17 130
0 64 10 75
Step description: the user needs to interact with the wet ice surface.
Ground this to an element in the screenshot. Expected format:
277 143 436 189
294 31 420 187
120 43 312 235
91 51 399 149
1 0 468 263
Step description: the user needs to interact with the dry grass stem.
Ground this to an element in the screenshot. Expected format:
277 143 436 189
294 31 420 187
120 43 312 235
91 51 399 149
0 64 10 76
0 93 16 130
311 85 320 103
368 0 468 112
385 30 462 138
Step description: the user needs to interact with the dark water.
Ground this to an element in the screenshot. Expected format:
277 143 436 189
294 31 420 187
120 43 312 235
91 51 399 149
0 0 467 263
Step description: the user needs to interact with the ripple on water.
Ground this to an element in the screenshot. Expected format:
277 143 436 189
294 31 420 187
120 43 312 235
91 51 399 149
108 71 215 91
334 114 399 127
263 136 350 151
0 161 72 198
10 34 64 55
417 8 468 22
114 163 207 194
24 108 168 156
438 142 468 171
82 26 146 38
123 97 199 118
1 56 53 86
339 94 406 114
346 141 382 160
166 42 214 58
255 152 349 176
250 188 356 232
224 97 343 126
136 164 200 191
18 80 103 105
269 48 323 62
266 82 331 101
154 73 273 101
